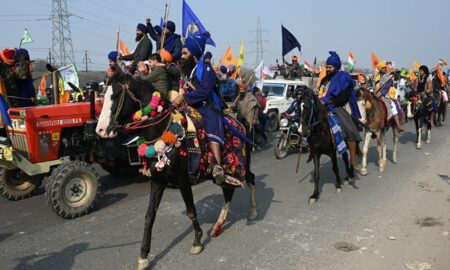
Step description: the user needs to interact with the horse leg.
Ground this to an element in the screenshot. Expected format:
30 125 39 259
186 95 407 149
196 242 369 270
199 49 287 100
415 116 422 149
360 131 372 176
137 179 167 270
245 144 258 221
309 153 320 204
331 152 342 193
211 187 233 238
382 131 387 169
376 131 384 172
342 152 355 185
392 128 398 164
426 123 431 144
177 174 204 255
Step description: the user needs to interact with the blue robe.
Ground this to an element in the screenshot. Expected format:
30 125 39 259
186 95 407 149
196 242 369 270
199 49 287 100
183 63 224 145
320 71 361 119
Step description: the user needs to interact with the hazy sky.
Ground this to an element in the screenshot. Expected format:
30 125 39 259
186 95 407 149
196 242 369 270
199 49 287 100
1 0 449 71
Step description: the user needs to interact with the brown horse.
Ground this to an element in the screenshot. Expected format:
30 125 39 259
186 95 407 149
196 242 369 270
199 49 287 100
357 90 400 175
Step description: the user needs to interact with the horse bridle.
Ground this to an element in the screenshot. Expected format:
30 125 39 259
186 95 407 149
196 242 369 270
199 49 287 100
111 80 142 131
302 96 320 136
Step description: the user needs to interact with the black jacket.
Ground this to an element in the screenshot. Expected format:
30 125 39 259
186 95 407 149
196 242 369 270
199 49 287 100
121 35 152 73
147 22 182 61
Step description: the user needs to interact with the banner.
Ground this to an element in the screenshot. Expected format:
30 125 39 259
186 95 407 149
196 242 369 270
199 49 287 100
58 64 79 91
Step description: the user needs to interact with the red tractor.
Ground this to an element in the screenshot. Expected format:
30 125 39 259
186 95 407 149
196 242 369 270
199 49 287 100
0 83 140 218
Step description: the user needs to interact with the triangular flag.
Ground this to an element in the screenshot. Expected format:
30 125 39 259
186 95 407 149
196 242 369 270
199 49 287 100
409 68 417 81
317 64 327 88
39 75 47 97
413 61 420 70
348 51 356 72
437 64 446 88
221 47 238 68
237 41 244 74
281 25 301 56
119 40 131 55
19 28 33 47
371 52 379 71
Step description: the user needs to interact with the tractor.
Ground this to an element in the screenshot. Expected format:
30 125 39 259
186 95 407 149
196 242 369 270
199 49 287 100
0 82 141 219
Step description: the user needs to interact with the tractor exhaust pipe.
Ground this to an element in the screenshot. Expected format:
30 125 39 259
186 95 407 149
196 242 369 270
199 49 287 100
84 82 99 141
46 64 60 105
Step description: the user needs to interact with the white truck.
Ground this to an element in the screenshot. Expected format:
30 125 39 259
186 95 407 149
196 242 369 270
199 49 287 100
261 77 309 132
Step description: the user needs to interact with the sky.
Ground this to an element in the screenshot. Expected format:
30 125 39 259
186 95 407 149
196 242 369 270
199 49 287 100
1 0 449 71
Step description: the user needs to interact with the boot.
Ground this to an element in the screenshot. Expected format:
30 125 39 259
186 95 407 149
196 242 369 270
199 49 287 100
393 115 404 133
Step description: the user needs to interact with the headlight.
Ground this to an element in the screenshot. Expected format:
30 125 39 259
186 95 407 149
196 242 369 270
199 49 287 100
280 118 289 127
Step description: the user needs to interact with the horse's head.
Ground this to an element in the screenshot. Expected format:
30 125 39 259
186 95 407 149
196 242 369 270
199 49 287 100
299 92 314 136
357 89 374 123
96 73 154 138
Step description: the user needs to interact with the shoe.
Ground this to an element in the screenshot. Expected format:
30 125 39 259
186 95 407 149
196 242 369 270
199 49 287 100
212 165 224 186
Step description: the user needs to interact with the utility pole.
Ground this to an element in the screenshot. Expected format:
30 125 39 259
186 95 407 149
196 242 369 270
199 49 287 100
47 48 53 65
82 50 91 73
50 0 75 67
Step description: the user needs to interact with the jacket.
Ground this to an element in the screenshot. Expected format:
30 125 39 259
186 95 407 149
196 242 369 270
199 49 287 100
121 35 152 73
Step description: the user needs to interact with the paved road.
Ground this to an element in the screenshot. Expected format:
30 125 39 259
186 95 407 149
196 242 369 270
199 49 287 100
1 122 450 270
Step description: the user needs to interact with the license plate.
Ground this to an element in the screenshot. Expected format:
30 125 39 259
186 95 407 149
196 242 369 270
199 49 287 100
0 144 13 161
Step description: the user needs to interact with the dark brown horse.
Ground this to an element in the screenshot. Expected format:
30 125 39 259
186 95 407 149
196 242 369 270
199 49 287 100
357 90 400 175
95 72 257 269
299 93 356 204
406 92 433 149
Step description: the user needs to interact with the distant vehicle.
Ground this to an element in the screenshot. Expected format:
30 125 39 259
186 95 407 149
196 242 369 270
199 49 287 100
260 77 308 133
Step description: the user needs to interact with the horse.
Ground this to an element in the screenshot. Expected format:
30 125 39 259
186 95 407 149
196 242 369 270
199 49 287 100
406 92 433 148
95 71 258 269
357 90 401 175
299 93 356 204
435 90 447 127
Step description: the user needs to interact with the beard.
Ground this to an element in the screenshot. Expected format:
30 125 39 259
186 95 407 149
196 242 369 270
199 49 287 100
326 69 337 79
180 56 197 77
135 33 144 42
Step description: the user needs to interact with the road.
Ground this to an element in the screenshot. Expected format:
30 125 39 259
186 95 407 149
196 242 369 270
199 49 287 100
1 122 450 270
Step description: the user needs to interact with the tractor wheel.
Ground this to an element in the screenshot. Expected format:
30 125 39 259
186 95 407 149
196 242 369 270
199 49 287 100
46 161 100 219
0 168 43 200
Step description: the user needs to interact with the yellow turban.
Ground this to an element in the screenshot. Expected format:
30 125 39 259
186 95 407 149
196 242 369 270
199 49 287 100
377 61 387 70
388 87 397 100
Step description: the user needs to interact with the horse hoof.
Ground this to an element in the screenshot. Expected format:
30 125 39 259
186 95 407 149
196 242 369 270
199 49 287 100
211 221 225 238
247 209 258 221
360 168 368 176
336 188 342 194
190 245 203 255
379 166 385 173
426 140 430 144
393 158 397 164
309 198 317 204
416 144 422 149
136 257 150 270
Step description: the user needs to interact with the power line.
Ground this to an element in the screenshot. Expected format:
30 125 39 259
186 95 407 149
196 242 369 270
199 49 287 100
51 0 75 67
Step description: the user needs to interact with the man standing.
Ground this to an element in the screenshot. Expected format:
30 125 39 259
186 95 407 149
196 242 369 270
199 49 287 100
121 23 153 74
375 61 404 132
172 33 226 183
284 55 304 79
146 19 182 62
231 83 260 138
320 51 362 170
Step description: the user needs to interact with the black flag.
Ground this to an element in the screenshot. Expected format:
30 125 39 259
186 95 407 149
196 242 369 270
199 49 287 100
282 25 301 57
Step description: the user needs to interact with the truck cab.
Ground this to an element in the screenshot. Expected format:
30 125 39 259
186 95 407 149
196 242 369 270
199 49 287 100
261 77 308 132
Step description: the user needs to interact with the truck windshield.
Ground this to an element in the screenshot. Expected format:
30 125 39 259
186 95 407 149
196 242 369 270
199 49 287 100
262 83 286 97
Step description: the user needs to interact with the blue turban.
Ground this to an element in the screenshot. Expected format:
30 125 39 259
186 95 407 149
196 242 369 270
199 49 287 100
326 51 341 70
229 64 236 72
204 51 212 59
137 23 148 33
219 65 227 74
183 32 209 59
164 21 176 33
108 51 118 62
154 25 162 35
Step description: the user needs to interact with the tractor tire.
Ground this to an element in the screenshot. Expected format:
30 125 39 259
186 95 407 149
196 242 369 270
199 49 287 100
0 168 43 200
267 111 279 133
46 161 100 219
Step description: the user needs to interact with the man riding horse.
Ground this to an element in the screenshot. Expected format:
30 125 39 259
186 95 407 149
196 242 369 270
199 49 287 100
172 32 227 185
319 51 362 171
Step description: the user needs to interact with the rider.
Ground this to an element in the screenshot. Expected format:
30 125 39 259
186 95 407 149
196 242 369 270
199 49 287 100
172 33 226 183
319 51 362 170
417 65 437 124
146 19 182 62
375 61 404 132
283 86 307 117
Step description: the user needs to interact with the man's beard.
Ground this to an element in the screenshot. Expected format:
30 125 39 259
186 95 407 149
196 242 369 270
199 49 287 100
180 56 197 77
326 69 337 79
135 33 144 42
239 92 246 99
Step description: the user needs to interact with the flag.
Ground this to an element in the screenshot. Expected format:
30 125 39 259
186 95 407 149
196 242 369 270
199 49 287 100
182 0 215 46
39 75 47 97
348 51 356 72
371 52 379 70
357 73 366 83
221 47 238 68
19 28 32 47
119 40 131 55
0 94 11 126
281 25 301 56
254 60 264 90
409 68 417 81
58 64 79 91
237 41 244 74
263 65 275 78
437 65 446 88
413 61 421 70
304 60 313 71
317 64 327 88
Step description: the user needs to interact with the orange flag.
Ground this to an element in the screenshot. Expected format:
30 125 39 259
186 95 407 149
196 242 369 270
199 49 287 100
437 65 446 88
39 75 47 97
357 73 366 83
119 40 131 55
413 61 420 70
221 47 238 68
371 52 379 70
409 68 417 81
317 64 327 89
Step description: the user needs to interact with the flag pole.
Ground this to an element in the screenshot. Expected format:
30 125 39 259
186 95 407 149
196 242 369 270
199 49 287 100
115 27 120 61
160 4 170 51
